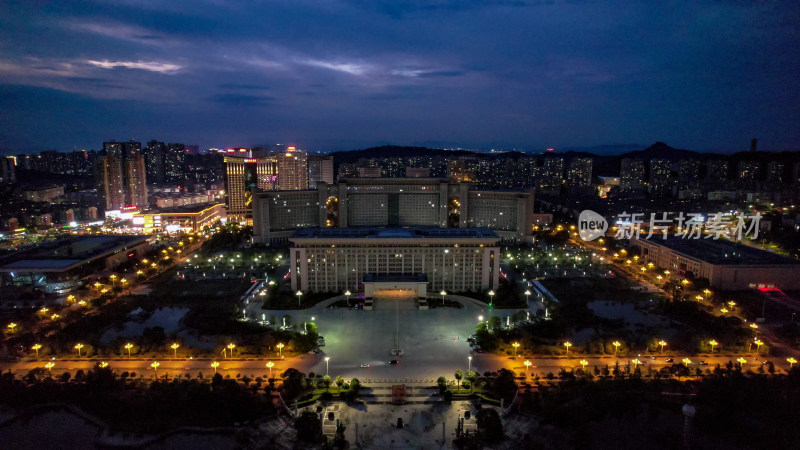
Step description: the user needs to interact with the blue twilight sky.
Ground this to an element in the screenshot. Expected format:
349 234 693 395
1 0 799 154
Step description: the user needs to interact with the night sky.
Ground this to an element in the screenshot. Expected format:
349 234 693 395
1 1 799 154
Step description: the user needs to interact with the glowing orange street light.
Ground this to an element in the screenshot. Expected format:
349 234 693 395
658 340 667 355
124 343 133 357
171 343 180 357
266 361 274 376
74 343 84 357
523 360 532 375
708 340 718 353
512 342 520 357
45 362 54 373
788 357 797 369
579 360 589 372
151 361 160 377
613 340 621 358
226 343 236 358
211 361 219 374
32 343 42 359
277 343 284 358
754 339 764 354
563 341 572 356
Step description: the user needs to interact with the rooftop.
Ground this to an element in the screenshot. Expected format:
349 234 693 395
645 238 800 266
148 202 224 214
291 227 499 240
0 235 150 273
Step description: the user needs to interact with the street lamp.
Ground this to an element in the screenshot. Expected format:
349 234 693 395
788 357 797 369
750 323 759 332
45 362 54 373
171 343 180 357
325 356 330 376
720 308 729 315
74 343 84 357
708 340 718 353
226 343 236 358
151 361 160 378
613 340 621 358
658 340 667 355
631 359 641 370
703 289 711 299
488 290 495 307
523 360 532 375
563 341 572 356
296 290 303 308
728 301 736 310
579 360 589 372
345 290 351 307
124 343 133 358
7 322 17 333
737 357 747 369
211 361 219 374
512 342 520 357
32 344 41 359
682 358 692 366
754 339 764 354
99 361 109 368
440 290 447 307
524 290 531 303
109 274 117 286
277 343 284 358
266 361 274 376
468 355 472 372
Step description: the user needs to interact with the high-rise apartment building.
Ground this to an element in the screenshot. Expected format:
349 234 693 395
678 159 701 189
620 158 646 194
538 157 564 195
0 156 16 184
165 143 186 183
566 157 592 188
224 155 278 224
766 161 784 187
98 154 125 210
737 161 760 190
103 141 124 160
648 159 672 197
706 160 728 189
144 140 166 184
125 152 148 209
276 147 308 190
308 155 334 189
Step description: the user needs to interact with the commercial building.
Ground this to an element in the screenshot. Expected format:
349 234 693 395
634 238 800 291
289 227 501 296
224 155 278 223
0 235 152 294
252 177 534 244
132 203 225 233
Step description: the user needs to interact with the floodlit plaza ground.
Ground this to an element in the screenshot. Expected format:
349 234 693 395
250 295 525 381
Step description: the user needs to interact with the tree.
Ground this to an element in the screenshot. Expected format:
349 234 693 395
455 369 463 385
476 408 504 442
294 411 324 444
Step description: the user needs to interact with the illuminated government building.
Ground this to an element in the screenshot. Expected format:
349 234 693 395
252 177 534 245
289 227 501 296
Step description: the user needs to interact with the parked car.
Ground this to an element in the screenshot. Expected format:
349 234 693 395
360 363 371 368
665 358 674 363
698 360 708 366
389 360 400 365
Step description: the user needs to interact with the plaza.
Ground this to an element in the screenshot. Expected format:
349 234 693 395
252 294 528 381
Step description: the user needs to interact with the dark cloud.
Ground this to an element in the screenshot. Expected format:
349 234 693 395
209 93 274 105
0 1 798 152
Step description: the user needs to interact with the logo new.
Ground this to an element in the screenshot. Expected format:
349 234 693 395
578 210 608 241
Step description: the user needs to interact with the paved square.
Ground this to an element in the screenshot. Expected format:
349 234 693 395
260 296 506 380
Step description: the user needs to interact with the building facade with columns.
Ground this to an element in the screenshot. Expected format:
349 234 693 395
289 227 501 296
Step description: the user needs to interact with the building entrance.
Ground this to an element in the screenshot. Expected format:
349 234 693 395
372 288 418 299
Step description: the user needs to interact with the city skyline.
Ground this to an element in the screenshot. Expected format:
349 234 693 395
2 1 799 153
